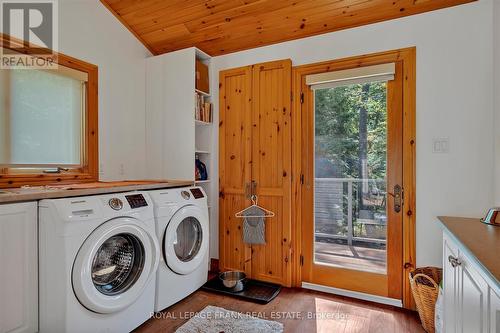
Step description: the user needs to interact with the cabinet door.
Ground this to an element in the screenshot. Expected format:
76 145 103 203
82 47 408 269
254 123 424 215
250 59 292 286
443 233 459 333
0 202 37 333
458 253 489 333
489 288 500 333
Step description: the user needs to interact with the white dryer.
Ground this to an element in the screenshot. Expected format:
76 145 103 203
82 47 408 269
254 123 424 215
148 187 209 311
38 192 160 333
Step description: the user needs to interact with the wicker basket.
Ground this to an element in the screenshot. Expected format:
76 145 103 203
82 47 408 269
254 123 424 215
409 267 442 333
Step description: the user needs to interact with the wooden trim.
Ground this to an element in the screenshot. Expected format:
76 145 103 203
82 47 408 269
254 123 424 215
291 47 416 309
99 0 157 55
402 48 417 309
291 67 303 287
0 34 99 188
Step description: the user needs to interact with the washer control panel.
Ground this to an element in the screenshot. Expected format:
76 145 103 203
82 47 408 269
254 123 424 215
181 190 191 200
108 198 123 211
125 194 148 209
190 188 205 199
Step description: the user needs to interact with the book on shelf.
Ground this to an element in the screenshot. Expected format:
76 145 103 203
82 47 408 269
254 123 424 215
195 92 212 123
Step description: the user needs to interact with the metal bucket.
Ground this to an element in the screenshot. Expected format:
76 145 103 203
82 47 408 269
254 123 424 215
219 271 246 292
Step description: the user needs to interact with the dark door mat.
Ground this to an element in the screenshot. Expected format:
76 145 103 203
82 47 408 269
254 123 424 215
201 277 281 304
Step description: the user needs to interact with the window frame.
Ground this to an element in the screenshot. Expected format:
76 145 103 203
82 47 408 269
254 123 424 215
0 34 98 188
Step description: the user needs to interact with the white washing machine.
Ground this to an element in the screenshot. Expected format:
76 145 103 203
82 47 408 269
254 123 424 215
148 186 209 311
38 191 160 333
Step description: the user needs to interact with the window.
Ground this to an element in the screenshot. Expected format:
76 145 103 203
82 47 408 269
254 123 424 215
0 38 98 188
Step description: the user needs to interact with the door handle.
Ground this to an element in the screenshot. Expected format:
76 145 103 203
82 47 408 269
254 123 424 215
251 181 257 197
245 182 251 199
388 184 403 213
448 255 461 268
245 181 258 199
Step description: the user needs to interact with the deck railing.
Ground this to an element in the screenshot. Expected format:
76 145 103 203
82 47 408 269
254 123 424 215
315 178 387 247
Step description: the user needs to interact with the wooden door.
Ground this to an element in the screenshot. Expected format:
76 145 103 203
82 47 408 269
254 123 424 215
300 60 404 298
219 66 253 275
219 60 292 286
250 60 292 286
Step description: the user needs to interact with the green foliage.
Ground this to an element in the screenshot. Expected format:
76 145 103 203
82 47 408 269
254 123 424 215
315 82 387 180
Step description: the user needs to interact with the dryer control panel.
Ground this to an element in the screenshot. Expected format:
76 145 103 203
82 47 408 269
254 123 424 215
125 194 148 209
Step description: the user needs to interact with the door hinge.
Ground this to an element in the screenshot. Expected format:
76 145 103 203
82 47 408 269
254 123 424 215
300 174 304 185
300 254 304 266
300 92 304 104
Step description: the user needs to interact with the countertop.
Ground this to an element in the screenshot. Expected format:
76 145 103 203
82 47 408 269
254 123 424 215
438 216 500 286
0 180 194 204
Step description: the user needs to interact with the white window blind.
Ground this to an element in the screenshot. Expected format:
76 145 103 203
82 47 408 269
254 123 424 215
306 63 395 90
0 66 87 168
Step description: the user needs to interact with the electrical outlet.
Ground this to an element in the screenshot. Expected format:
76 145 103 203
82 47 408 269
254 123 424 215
99 163 104 175
433 138 450 154
119 164 125 176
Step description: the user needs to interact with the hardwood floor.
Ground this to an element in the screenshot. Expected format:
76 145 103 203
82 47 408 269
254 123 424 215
135 287 424 333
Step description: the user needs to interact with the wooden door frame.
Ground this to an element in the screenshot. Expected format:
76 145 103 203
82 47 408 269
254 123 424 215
290 47 416 309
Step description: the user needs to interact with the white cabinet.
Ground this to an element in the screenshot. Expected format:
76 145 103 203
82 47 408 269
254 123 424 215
145 47 213 183
0 202 37 333
489 289 500 333
145 48 197 181
442 232 497 333
443 235 460 333
459 254 488 332
146 47 217 258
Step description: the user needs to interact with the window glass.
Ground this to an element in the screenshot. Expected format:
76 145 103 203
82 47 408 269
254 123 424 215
0 68 85 167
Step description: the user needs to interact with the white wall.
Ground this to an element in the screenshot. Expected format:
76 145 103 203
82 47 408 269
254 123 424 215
494 0 500 203
210 0 495 266
59 0 151 180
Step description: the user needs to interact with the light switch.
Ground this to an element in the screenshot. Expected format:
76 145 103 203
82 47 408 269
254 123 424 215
433 138 450 153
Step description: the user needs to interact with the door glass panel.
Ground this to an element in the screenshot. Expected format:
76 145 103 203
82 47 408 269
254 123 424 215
173 217 202 262
314 81 387 274
91 233 145 295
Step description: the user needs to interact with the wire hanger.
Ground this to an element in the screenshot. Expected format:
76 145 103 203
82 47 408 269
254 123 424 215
235 195 275 218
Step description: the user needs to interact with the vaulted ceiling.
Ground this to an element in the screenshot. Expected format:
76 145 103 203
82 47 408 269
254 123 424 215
100 0 475 56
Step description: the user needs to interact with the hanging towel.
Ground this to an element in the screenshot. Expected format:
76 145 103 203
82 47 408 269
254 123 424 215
242 206 266 244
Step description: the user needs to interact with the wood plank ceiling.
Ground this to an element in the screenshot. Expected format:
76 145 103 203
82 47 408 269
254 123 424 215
101 0 475 56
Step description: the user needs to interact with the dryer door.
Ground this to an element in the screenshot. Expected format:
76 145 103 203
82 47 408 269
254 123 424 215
72 217 159 314
164 205 208 275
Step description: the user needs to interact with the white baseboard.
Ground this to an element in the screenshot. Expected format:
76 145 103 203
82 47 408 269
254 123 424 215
301 282 402 307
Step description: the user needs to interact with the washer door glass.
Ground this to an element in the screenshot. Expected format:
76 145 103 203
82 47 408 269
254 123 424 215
174 217 202 262
72 217 159 314
164 205 208 275
91 233 145 295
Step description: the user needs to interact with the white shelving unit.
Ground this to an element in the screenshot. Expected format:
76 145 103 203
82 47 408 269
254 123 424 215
146 47 216 259
194 49 213 212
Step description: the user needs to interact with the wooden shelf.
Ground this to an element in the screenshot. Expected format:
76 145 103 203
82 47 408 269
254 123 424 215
195 89 210 97
195 120 212 126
